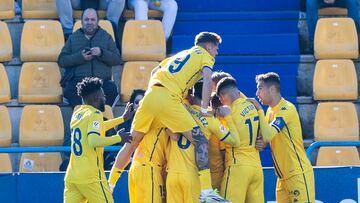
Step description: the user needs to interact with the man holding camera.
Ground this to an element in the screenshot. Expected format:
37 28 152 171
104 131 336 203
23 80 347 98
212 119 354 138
58 8 121 109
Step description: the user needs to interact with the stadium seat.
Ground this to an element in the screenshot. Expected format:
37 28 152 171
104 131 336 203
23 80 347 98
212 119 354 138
74 105 114 120
21 20 64 62
0 64 11 103
0 21 13 62
73 10 106 19
0 0 15 19
0 106 11 147
318 7 347 16
122 20 166 61
19 153 62 172
316 147 360 166
122 9 163 19
314 102 359 141
313 60 358 100
22 0 58 19
314 18 359 59
18 62 62 103
120 61 158 102
0 154 12 172
73 20 114 41
19 105 64 146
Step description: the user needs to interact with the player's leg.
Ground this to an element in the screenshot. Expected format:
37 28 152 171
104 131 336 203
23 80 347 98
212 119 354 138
245 166 264 203
166 172 184 203
79 181 114 203
275 178 291 203
63 181 86 203
220 165 248 203
285 171 315 203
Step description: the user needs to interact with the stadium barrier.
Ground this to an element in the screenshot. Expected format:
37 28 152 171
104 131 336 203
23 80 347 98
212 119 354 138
306 141 360 162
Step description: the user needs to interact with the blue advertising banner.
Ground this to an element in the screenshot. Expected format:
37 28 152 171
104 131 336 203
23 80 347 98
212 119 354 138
0 167 358 203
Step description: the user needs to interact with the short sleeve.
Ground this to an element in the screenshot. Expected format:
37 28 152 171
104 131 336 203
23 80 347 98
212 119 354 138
208 117 231 142
202 52 215 70
87 111 103 137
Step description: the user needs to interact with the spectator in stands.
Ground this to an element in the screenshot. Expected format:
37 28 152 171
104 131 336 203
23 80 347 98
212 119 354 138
128 0 178 40
55 0 125 39
58 8 121 109
307 0 360 50
117 89 146 132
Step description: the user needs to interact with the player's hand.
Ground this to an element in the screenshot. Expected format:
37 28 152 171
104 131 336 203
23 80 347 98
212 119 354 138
165 128 180 141
91 47 102 56
82 50 93 61
217 106 231 117
117 128 132 143
122 102 135 121
246 98 263 111
255 136 267 151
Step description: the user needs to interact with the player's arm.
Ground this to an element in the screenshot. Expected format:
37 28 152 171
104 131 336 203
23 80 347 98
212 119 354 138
109 131 144 190
103 102 134 131
257 109 289 143
210 116 240 148
201 67 213 116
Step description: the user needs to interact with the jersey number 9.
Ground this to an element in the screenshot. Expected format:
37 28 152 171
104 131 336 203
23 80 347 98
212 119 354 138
168 54 191 73
71 128 83 156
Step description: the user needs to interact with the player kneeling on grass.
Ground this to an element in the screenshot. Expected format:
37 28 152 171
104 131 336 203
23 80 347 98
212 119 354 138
63 77 133 203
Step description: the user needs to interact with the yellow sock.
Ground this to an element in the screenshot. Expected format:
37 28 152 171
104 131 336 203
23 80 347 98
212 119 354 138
199 169 212 190
108 167 123 188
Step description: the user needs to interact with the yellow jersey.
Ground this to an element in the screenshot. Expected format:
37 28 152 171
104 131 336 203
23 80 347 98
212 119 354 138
149 46 215 98
133 127 169 168
209 117 228 174
167 105 240 174
224 98 262 167
65 105 108 184
260 98 312 179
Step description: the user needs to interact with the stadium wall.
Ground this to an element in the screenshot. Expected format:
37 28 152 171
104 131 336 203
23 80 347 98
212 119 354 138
0 167 358 203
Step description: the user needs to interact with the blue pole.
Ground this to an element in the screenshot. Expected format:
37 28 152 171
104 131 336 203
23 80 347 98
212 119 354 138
0 146 123 153
306 141 360 163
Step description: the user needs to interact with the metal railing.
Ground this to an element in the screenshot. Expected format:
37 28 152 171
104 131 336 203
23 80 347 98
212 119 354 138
0 146 122 153
306 141 360 163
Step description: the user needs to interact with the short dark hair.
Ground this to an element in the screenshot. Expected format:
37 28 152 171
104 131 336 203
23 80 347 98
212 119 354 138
194 32 222 46
129 89 146 103
255 72 281 92
211 92 222 110
216 77 237 96
76 77 103 97
193 81 203 100
81 8 99 21
211 71 232 84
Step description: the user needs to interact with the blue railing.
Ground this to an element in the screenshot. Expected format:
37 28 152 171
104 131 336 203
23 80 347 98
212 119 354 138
0 146 122 153
306 141 360 163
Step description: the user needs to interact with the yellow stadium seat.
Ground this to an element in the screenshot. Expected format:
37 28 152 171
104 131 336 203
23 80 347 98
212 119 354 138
318 7 348 16
19 105 64 146
19 152 62 172
314 102 359 141
73 20 115 41
314 18 359 59
18 62 62 103
21 20 64 62
22 0 58 19
0 106 11 147
122 9 163 19
0 154 12 172
0 21 13 62
0 64 11 103
316 147 360 166
0 0 15 19
120 61 158 102
73 10 106 19
74 104 114 119
313 60 358 100
122 20 166 61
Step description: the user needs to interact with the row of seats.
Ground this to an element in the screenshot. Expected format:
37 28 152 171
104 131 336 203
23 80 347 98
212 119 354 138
0 0 162 19
0 61 154 103
0 153 61 172
0 104 114 147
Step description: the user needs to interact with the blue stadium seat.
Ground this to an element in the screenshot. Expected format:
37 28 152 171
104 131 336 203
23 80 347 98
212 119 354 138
176 0 300 12
171 34 300 55
173 20 299 35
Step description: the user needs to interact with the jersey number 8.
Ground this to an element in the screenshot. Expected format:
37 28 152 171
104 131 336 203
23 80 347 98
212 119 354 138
71 128 83 156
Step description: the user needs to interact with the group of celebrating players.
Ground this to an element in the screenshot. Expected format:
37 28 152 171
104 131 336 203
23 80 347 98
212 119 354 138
63 32 315 203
